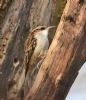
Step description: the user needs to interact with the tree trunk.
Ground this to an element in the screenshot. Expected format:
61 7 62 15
0 0 33 99
0 0 66 100
0 0 86 100
25 0 86 100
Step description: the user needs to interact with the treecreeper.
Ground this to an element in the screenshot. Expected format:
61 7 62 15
24 26 56 96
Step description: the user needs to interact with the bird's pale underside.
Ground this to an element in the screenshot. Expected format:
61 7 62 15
24 26 56 96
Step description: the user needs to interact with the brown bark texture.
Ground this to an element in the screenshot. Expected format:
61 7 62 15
1 0 85 100
25 0 86 100
0 0 65 100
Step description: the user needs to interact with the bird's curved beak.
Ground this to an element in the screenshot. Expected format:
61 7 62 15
47 26 56 30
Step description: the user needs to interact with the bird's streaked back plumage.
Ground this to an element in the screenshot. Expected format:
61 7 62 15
24 26 55 95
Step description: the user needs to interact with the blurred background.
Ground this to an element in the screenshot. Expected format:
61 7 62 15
66 62 86 100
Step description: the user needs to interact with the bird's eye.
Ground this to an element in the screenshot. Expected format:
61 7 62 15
41 27 45 30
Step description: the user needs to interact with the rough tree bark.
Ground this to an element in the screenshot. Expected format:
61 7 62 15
0 0 66 100
0 0 33 99
25 0 86 100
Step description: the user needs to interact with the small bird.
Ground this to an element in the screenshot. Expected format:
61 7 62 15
24 26 56 95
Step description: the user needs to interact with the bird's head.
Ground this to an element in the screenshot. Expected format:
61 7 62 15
31 26 56 37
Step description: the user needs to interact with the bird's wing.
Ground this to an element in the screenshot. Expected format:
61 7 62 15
24 33 45 94
24 51 47 95
24 33 37 74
